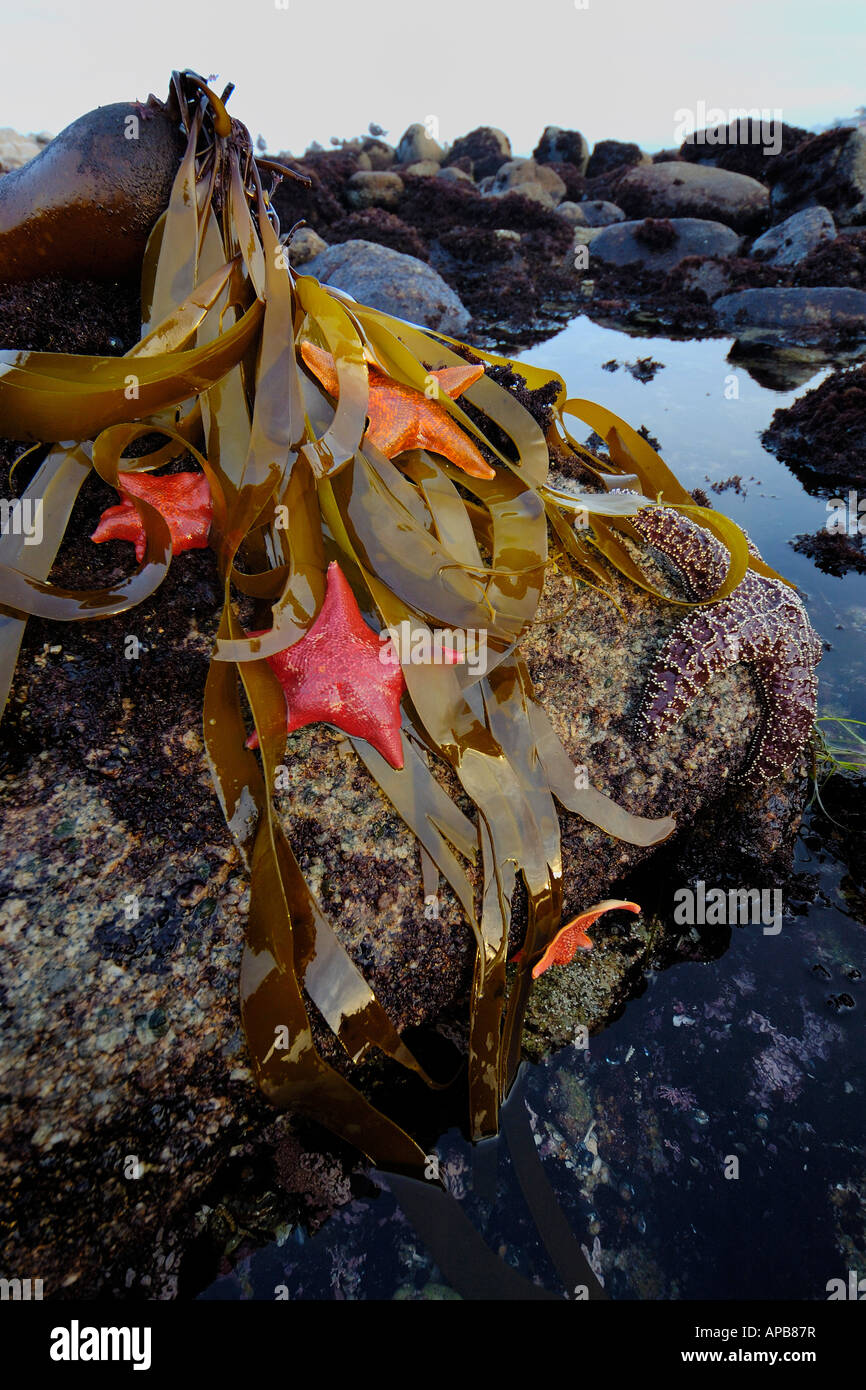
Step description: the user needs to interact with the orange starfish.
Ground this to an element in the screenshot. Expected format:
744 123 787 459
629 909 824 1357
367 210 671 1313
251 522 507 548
518 900 641 979
91 470 211 563
300 341 495 480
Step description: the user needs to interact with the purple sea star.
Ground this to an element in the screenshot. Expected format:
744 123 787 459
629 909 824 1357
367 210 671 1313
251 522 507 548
629 504 822 785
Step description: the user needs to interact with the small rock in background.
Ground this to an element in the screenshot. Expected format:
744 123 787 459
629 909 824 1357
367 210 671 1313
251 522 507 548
396 122 445 167
577 200 627 227
591 217 743 271
437 166 475 187
345 170 404 210
485 158 566 208
533 125 590 175
288 226 328 265
768 127 866 226
403 160 440 179
360 137 395 170
751 207 836 267
0 128 46 170
303 239 471 334
615 162 770 234
585 140 648 179
445 127 511 180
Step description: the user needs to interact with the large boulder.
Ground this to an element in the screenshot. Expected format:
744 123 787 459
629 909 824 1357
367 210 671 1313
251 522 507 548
533 126 590 175
445 127 511 180
0 100 185 282
714 286 866 332
767 127 866 227
303 239 471 334
590 217 743 271
614 162 770 234
751 207 836 267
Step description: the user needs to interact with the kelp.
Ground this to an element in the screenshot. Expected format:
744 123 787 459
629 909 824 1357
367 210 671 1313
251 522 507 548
0 71 759 1171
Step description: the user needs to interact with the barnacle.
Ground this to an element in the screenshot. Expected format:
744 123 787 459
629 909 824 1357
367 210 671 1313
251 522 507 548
0 71 793 1175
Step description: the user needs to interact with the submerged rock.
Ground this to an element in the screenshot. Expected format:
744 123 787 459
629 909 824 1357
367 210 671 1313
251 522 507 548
713 286 866 334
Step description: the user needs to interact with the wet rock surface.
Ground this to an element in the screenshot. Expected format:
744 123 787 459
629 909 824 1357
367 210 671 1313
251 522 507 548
302 239 471 334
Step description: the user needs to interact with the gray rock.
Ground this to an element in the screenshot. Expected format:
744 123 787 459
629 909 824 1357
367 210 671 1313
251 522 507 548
714 286 866 332
288 226 327 265
578 200 626 227
533 126 590 174
751 207 836 267
396 123 445 167
345 170 404 210
486 158 566 205
768 127 866 226
615 161 770 233
675 258 740 302
557 201 589 226
591 218 743 271
303 239 471 334
446 127 511 180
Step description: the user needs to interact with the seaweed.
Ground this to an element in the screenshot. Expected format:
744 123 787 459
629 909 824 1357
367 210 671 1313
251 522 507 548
0 71 774 1174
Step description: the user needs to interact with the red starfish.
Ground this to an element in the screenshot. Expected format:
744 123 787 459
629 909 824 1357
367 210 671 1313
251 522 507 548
300 341 496 480
245 561 408 768
91 470 212 562
517 900 641 979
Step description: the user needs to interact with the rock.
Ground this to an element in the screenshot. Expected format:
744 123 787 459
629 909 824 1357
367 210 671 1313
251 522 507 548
0 129 43 170
751 207 836 267
679 120 810 180
486 158 566 205
345 170 404 210
714 286 866 332
288 226 328 265
437 166 475 187
533 126 590 175
557 202 589 227
445 127 511 180
572 226 603 247
767 127 866 227
591 218 743 271
360 137 395 170
674 257 741 302
586 141 648 179
403 160 440 179
578 200 626 227
396 123 445 167
0 101 185 282
615 162 770 234
303 239 471 333
355 151 372 171
0 445 812 1296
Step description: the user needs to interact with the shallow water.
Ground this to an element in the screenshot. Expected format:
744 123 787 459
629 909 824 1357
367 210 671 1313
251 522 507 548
199 316 866 1301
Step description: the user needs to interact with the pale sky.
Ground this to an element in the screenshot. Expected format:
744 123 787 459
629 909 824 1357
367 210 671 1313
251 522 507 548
1 0 863 156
